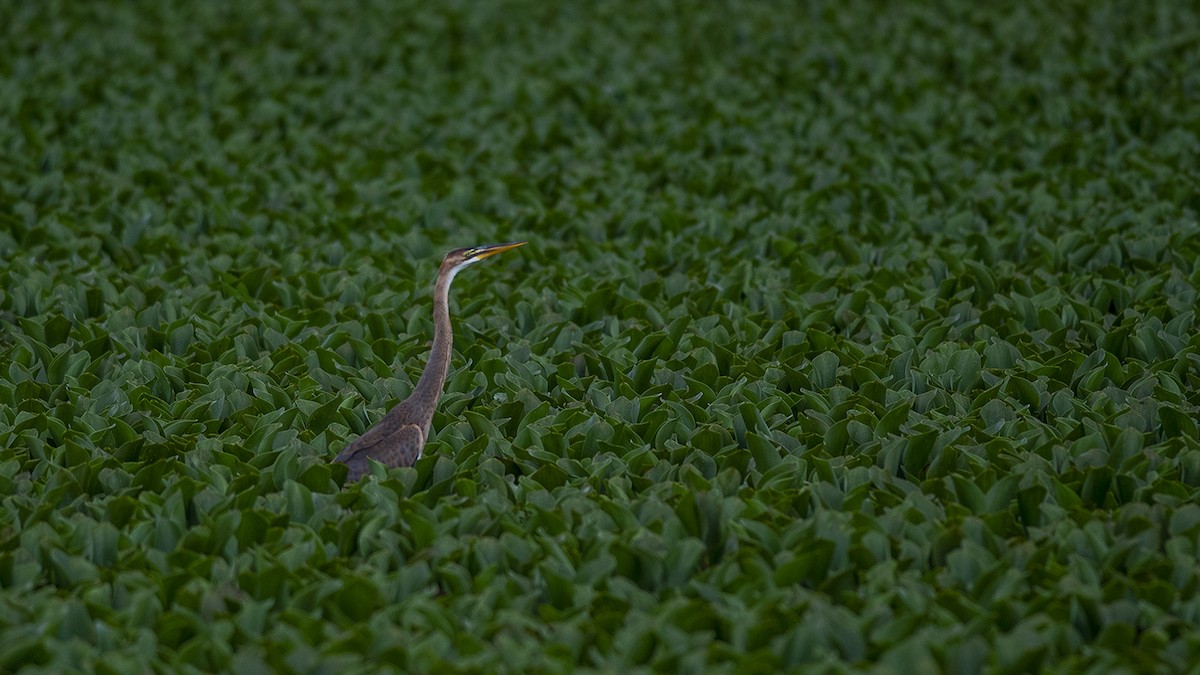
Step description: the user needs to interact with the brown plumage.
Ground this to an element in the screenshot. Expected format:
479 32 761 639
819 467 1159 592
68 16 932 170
334 241 526 481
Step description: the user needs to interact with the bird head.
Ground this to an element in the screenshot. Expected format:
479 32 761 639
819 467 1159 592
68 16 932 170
443 241 526 271
439 241 526 287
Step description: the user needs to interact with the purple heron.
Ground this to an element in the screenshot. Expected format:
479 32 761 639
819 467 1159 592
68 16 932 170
334 241 526 481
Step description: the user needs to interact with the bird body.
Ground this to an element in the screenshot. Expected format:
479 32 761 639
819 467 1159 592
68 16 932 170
334 241 525 481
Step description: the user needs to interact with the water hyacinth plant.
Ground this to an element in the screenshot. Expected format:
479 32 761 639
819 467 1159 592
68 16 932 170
2 0 1200 672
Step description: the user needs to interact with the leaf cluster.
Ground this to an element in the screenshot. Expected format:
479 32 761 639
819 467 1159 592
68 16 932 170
3 0 1200 672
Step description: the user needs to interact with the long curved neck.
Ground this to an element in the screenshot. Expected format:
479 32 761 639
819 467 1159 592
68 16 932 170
408 266 457 432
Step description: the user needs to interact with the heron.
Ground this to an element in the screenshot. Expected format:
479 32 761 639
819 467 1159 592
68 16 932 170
333 241 526 481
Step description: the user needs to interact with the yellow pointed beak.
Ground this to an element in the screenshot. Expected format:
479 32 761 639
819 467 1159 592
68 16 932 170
471 241 526 260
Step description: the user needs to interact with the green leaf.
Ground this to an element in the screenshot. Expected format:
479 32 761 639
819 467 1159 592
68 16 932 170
1017 486 1046 527
949 348 982 393
746 431 782 471
772 539 835 587
1159 406 1198 438
811 352 839 389
337 575 382 622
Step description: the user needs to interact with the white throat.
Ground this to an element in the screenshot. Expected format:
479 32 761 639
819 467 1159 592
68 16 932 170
444 258 481 291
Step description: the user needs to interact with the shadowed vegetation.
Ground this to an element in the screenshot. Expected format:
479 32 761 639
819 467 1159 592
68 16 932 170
2 0 1200 671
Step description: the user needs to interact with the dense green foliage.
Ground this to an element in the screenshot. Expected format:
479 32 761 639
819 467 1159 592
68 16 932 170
3 0 1200 671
